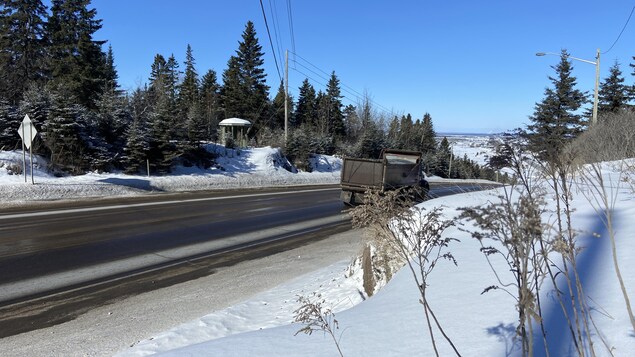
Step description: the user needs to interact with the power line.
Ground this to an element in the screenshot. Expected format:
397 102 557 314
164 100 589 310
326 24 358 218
268 0 285 73
603 4 635 55
259 0 282 82
290 50 367 103
286 0 296 63
290 65 395 116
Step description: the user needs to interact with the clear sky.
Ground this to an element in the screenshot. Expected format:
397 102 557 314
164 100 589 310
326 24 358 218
85 0 635 133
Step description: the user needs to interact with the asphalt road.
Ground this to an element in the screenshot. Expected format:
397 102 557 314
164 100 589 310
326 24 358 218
0 181 498 337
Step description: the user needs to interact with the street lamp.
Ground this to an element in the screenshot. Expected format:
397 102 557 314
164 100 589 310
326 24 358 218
536 49 600 125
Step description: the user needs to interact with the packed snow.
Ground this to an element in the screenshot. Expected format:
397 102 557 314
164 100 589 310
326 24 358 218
2 137 633 356
115 159 635 356
0 144 341 207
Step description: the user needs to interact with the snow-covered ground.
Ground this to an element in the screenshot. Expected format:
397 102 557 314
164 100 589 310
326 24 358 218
0 145 341 207
442 133 500 167
2 140 634 356
114 160 635 356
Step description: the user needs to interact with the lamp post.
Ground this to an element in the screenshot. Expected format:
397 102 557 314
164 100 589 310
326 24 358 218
536 49 600 125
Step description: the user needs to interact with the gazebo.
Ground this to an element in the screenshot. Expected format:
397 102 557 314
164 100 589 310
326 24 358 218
219 118 251 147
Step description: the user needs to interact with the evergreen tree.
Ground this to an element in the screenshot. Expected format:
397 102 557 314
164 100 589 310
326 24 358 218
178 44 199 116
527 49 587 163
399 114 415 150
103 44 119 93
47 0 107 109
124 88 150 174
94 89 130 166
315 90 329 134
326 72 345 138
0 99 18 149
44 87 89 173
294 78 316 128
598 61 630 115
271 81 292 130
418 112 437 173
236 21 269 123
221 21 270 126
220 56 243 118
147 54 179 172
200 69 221 140
386 116 400 149
0 0 48 103
19 84 51 154
419 113 437 154
432 136 452 178
343 104 360 141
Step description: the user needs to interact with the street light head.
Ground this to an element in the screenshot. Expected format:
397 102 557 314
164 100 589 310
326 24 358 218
535 52 546 56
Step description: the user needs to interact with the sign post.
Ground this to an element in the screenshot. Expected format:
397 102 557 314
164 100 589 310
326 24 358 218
17 115 38 184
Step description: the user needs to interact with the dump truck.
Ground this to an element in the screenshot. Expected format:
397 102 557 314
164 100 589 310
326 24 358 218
340 149 429 205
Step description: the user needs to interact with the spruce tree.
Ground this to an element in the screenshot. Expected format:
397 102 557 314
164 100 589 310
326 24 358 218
343 104 360 141
178 44 199 117
527 49 586 164
45 87 89 173
326 72 345 138
200 69 221 140
103 44 119 93
147 54 178 172
0 0 48 103
47 0 107 109
598 61 630 115
0 99 18 149
271 81 292 130
236 21 269 123
294 78 316 128
124 88 150 174
220 56 243 118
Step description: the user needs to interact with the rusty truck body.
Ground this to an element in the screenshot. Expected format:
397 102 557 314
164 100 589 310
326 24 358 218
340 149 429 205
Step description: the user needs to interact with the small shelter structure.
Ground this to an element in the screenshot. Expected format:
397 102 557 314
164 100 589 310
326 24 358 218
219 118 251 147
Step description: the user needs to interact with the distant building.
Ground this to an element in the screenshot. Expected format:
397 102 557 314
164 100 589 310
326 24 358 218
219 118 251 147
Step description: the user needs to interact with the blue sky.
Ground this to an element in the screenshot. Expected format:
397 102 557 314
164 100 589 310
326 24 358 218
88 0 635 133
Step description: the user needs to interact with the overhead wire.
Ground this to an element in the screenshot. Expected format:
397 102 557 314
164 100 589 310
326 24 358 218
603 4 635 55
268 0 285 76
286 0 296 65
259 0 282 83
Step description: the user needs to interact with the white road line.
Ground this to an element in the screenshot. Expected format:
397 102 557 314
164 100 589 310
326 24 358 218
0 187 339 221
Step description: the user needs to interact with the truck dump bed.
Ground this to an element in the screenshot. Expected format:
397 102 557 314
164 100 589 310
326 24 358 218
340 149 426 205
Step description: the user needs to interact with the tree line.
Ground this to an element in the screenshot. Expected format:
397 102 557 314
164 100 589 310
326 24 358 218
0 1 568 181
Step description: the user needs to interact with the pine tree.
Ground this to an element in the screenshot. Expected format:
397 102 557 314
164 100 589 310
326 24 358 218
295 78 316 128
47 0 107 109
527 49 587 164
598 61 630 115
200 69 221 140
0 0 48 103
